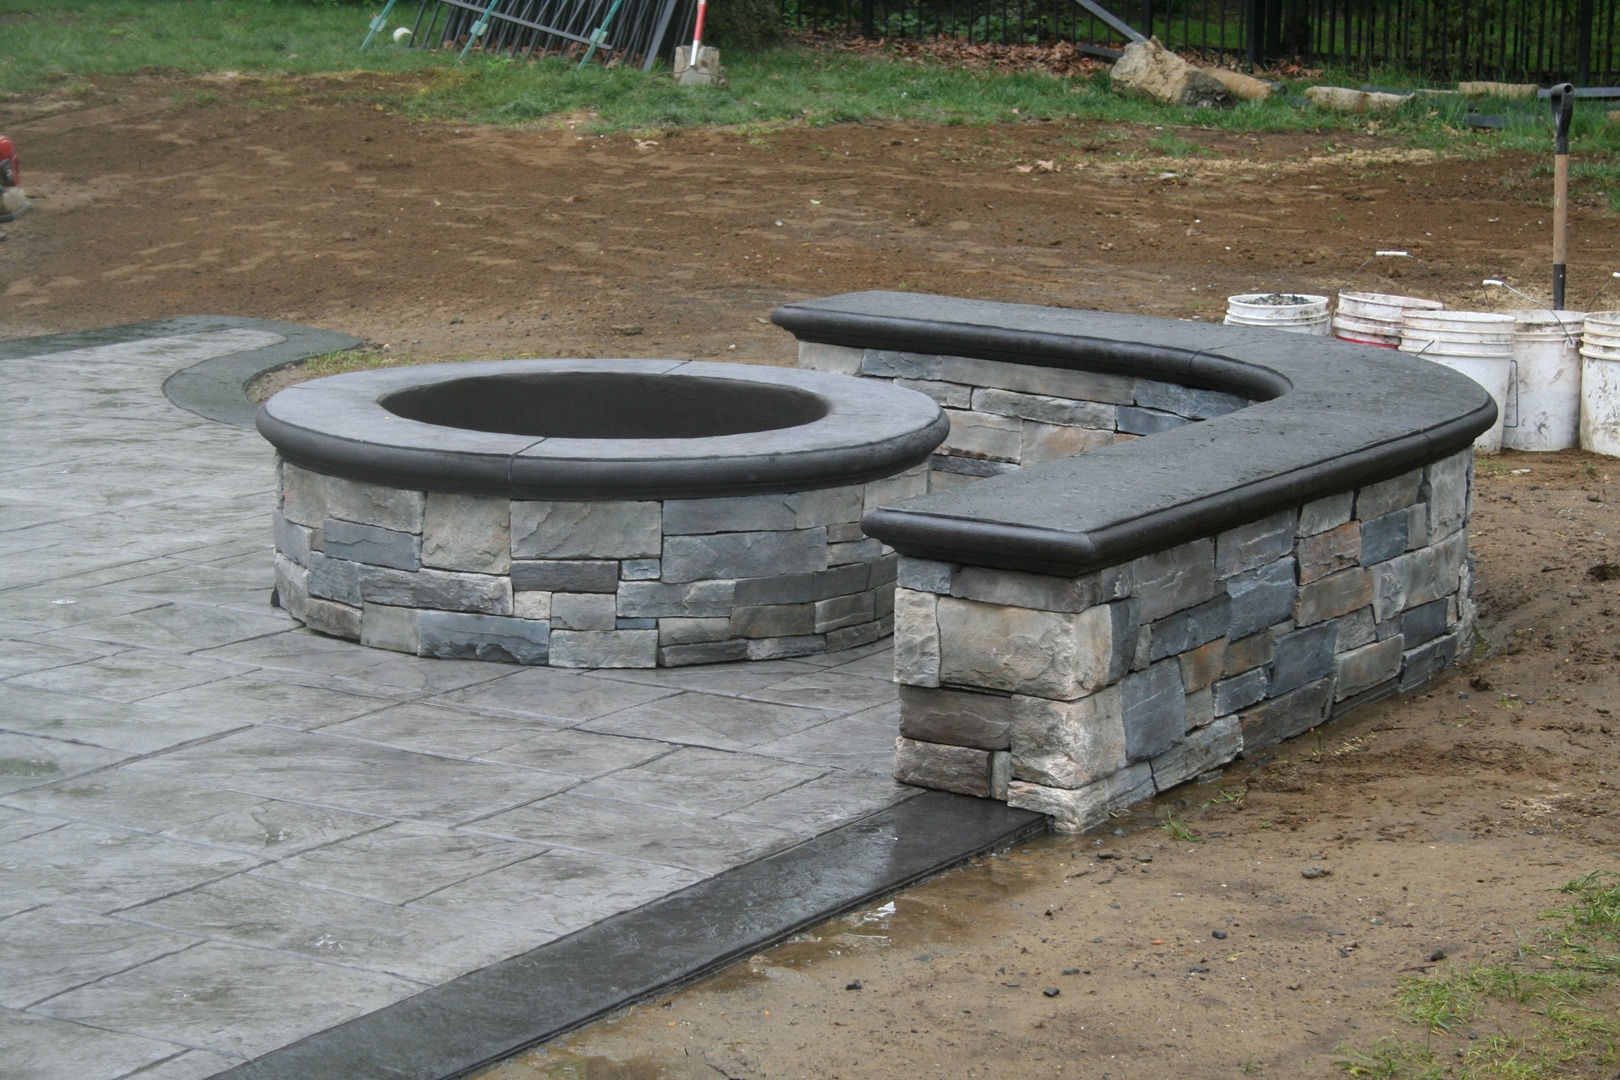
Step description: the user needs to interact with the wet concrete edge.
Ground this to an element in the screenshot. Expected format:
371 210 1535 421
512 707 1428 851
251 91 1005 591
216 791 1044 1080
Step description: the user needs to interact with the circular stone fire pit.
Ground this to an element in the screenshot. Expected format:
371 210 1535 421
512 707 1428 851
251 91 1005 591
257 359 949 668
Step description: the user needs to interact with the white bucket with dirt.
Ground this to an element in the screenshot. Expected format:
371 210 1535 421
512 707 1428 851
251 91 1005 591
1224 293 1332 336
1334 291 1444 347
1580 310 1620 456
1502 310 1584 452
1399 310 1516 453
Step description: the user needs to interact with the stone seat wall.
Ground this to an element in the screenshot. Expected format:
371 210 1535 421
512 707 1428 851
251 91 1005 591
772 291 1496 831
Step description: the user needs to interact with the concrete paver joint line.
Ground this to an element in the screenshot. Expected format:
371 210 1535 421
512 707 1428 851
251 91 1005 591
0 319 1032 1080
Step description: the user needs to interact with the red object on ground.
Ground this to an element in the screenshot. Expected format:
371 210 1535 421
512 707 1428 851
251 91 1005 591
0 135 17 187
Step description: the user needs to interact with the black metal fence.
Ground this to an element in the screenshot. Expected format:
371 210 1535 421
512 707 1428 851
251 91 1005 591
785 0 1620 83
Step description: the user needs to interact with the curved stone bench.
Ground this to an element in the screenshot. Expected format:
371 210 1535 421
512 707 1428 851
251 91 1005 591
773 291 1496 831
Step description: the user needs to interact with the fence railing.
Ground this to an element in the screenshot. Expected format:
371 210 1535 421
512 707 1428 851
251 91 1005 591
784 0 1620 83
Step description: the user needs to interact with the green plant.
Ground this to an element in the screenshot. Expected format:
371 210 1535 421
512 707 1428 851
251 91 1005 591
1336 872 1620 1079
1159 814 1199 842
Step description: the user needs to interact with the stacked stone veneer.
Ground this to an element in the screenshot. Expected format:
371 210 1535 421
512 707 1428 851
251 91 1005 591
271 459 926 668
792 340 1478 832
797 342 1252 483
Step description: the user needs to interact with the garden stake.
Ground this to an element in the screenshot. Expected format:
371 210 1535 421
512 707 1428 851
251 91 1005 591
458 0 502 62
1551 82 1574 310
578 0 627 71
360 0 400 50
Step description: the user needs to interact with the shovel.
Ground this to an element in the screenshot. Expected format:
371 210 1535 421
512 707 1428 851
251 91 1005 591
1551 82 1575 310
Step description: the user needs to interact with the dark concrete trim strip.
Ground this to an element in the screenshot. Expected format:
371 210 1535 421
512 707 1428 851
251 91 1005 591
2 317 360 429
160 317 363 428
217 791 1044 1080
773 291 1498 578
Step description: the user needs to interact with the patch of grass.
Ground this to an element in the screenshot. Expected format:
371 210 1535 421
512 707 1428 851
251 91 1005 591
6 1 1620 215
0 0 446 90
1336 872 1620 1080
1158 814 1199 842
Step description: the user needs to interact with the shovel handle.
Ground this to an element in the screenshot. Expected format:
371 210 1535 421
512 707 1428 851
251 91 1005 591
1551 82 1574 155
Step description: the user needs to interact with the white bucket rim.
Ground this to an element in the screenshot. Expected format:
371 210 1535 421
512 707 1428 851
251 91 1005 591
1226 293 1331 316
1507 309 1585 333
1338 290 1446 311
1580 343 1620 360
1402 310 1516 329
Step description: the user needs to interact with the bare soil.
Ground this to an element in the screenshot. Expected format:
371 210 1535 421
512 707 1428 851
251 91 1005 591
3 72 1617 1079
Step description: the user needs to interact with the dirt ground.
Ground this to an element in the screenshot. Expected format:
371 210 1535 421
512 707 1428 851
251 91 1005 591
3 72 1617 1079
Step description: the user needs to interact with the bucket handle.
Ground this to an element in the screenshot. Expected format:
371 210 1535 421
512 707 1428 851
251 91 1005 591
1483 279 1578 345
1337 250 1434 297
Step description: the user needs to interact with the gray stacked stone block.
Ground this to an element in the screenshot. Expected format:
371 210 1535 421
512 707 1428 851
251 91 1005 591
1121 659 1185 762
422 493 510 574
1009 687 1127 788
512 560 621 594
418 612 549 665
1270 622 1339 695
511 501 661 560
274 457 912 669
894 737 1009 799
272 553 309 621
898 684 1013 749
663 530 827 583
550 628 657 668
1297 492 1354 536
1358 511 1409 566
322 519 420 571
360 603 421 654
359 566 512 615
1215 510 1295 576
303 597 362 639
551 592 617 631
273 512 313 566
1150 714 1241 790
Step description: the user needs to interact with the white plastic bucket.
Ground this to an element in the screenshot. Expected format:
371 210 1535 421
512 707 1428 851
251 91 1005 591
1399 311 1516 453
1580 310 1620 456
1503 310 1584 452
1330 312 1402 348
1225 293 1332 336
1335 291 1444 347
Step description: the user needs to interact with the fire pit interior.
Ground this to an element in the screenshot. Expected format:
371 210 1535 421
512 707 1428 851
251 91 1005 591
258 359 949 668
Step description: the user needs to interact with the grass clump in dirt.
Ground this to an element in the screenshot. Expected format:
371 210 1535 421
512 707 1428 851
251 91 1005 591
1337 871 1620 1079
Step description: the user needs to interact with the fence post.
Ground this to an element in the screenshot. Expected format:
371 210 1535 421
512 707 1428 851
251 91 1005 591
1577 0 1594 84
1246 0 1264 67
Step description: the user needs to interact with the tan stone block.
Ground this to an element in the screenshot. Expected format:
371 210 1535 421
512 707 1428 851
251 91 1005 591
936 597 1111 700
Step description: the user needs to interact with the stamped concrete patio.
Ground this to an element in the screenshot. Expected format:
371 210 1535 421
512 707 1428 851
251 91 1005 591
0 320 1037 1080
